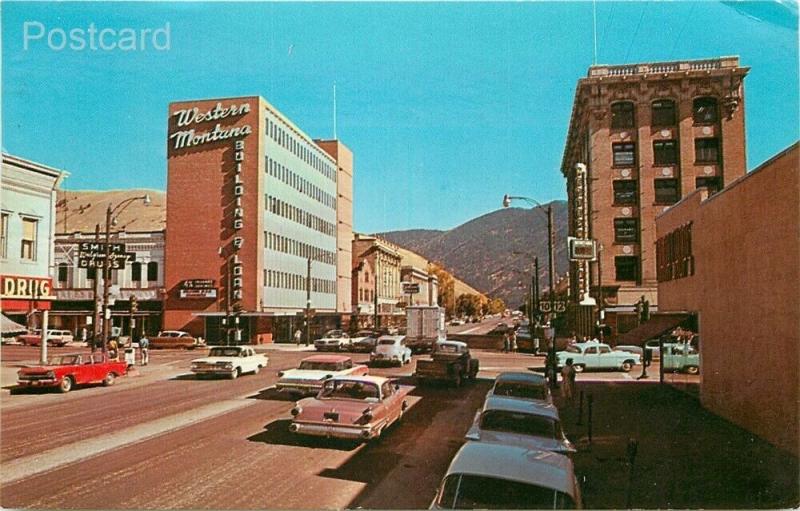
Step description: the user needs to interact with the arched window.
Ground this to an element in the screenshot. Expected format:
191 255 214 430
651 99 676 126
693 97 718 124
611 101 635 129
147 262 158 282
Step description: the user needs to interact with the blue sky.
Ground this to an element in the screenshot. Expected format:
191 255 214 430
2 1 798 233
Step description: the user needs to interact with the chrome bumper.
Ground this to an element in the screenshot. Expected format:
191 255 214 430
290 420 381 440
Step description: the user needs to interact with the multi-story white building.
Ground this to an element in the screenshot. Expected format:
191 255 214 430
0 153 67 327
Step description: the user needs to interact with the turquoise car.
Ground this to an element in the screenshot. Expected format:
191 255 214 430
661 342 700 374
556 341 641 373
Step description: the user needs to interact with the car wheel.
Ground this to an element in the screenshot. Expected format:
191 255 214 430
230 367 240 380
103 372 116 386
573 364 586 373
59 376 73 393
686 365 700 375
621 361 633 372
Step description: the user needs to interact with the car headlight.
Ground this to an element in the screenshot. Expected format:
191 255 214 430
224 362 233 368
290 406 302 416
46 371 55 378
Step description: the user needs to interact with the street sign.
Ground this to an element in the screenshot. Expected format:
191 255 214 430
180 289 218 299
539 301 567 313
402 282 420 294
181 279 215 289
568 237 597 261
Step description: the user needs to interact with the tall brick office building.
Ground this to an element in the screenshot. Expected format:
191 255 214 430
164 96 353 344
561 57 748 337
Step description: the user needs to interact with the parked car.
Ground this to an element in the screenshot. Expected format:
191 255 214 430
276 355 369 395
432 442 582 509
415 340 479 387
661 342 700 374
556 342 641 373
18 329 74 347
289 375 410 441
314 330 351 351
350 330 381 353
487 371 552 405
190 346 268 379
370 335 412 366
465 395 575 454
150 330 202 349
449 318 465 326
16 353 127 393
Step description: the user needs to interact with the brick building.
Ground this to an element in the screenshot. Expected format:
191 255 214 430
655 143 799 456
560 57 749 337
164 96 353 344
351 234 402 328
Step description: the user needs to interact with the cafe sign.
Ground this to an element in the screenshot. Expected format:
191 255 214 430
1 275 55 301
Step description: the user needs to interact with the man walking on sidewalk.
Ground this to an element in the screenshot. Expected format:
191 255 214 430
561 358 577 402
139 336 150 366
293 329 302 346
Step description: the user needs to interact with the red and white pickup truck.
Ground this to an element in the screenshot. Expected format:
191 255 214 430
16 353 128 393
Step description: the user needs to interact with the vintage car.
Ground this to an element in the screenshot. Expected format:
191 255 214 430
465 395 575 455
556 341 641 372
314 330 351 351
415 340 479 386
190 346 268 379
370 335 412 367
350 330 381 353
276 355 369 395
18 329 74 347
432 442 582 509
150 330 202 349
661 342 700 374
289 375 410 441
487 371 552 405
16 353 128 393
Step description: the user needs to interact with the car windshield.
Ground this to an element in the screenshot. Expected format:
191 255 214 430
564 346 581 353
325 330 343 338
319 380 379 400
356 331 375 337
436 344 461 354
49 355 80 366
299 361 339 371
209 348 242 357
493 382 548 401
438 474 575 509
480 410 558 438
378 339 396 346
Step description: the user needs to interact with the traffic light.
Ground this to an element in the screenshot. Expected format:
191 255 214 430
130 295 138 313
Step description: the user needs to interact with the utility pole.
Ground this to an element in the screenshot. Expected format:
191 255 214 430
91 223 100 352
305 257 312 346
102 206 112 353
373 254 380 329
547 204 557 390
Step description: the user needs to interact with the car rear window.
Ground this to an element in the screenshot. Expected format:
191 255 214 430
493 382 548 401
438 474 575 509
480 410 557 438
299 361 339 371
378 339 396 345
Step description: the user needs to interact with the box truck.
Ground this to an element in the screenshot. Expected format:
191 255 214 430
405 305 445 353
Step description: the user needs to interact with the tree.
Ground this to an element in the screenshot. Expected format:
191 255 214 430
429 264 455 317
455 293 482 318
486 298 506 315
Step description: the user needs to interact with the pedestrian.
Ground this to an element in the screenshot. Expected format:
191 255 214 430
293 329 302 346
80 327 87 345
503 331 510 353
510 329 518 352
139 335 150 366
108 338 119 361
561 358 577 402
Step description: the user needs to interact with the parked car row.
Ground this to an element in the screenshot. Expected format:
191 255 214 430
556 341 641 373
432 371 582 509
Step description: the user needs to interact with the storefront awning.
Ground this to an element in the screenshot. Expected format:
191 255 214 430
1 313 28 336
617 313 693 345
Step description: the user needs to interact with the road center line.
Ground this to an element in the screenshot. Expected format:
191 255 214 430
1 396 257 485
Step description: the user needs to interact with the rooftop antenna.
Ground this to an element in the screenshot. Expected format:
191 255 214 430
333 81 337 139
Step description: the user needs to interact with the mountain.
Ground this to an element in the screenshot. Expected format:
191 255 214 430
380 201 569 308
56 189 166 234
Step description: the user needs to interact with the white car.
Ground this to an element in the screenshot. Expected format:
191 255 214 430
190 346 268 379
465 395 575 455
314 330 351 351
432 442 582 509
370 335 412 367
276 355 369 395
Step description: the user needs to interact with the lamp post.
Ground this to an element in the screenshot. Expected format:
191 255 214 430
102 194 151 351
305 257 312 346
503 194 557 389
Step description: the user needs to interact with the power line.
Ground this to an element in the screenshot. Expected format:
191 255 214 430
624 4 647 63
669 3 697 60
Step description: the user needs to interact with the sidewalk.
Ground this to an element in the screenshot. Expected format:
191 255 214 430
556 381 799 509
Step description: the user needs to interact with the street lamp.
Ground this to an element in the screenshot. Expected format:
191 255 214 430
102 194 151 351
503 194 557 389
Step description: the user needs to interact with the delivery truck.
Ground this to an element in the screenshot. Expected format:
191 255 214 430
405 305 445 353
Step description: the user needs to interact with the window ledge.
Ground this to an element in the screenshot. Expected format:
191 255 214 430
612 203 638 207
654 201 679 206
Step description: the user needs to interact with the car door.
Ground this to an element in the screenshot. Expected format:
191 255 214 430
596 345 615 368
583 345 599 368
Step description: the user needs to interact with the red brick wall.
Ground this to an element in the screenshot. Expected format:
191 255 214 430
164 97 262 335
